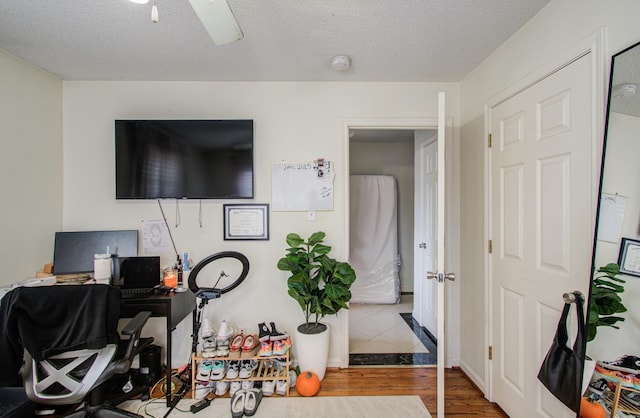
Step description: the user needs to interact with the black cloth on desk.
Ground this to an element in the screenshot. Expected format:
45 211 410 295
0 285 120 387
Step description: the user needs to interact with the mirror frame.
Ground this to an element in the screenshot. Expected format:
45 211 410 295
580 39 640 416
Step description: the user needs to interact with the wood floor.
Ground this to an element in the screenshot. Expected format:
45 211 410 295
310 367 508 417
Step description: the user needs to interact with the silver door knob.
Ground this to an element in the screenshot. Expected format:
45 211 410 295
444 272 456 281
426 271 438 280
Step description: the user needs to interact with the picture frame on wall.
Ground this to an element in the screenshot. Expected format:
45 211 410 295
223 204 269 240
618 237 640 277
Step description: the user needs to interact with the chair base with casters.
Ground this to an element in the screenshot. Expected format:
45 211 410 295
21 311 153 418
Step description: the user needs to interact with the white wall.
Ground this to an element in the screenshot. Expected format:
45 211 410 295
0 50 62 286
62 81 460 368
459 0 640 393
349 140 415 292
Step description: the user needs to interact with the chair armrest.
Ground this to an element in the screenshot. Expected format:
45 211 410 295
121 311 151 336
114 311 152 374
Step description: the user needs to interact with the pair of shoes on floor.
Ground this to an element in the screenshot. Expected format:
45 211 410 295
231 388 262 418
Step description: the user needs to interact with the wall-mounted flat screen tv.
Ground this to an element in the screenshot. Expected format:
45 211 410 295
115 120 254 199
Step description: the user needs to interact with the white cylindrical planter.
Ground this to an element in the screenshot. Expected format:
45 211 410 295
293 323 330 381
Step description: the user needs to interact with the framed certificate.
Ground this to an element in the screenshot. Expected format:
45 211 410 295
618 238 640 277
223 204 269 240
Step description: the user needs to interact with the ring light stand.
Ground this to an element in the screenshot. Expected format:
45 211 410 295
169 251 249 414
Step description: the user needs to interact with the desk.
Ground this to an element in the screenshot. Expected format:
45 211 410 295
120 290 195 406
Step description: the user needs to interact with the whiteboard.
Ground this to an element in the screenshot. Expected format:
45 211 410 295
272 161 334 211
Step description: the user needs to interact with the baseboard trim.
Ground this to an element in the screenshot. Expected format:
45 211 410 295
458 360 485 394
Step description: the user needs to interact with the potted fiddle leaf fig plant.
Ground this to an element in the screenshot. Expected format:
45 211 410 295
587 262 627 342
277 231 356 380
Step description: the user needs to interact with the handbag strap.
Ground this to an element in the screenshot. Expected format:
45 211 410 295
555 291 585 358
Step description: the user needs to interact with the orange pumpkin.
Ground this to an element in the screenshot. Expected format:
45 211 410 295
296 371 321 396
580 397 605 418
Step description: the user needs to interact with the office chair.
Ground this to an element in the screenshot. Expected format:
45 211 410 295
1 285 152 418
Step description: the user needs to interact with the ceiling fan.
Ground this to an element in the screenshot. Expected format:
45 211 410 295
130 0 244 46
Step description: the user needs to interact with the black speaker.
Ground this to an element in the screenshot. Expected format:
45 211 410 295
139 345 161 383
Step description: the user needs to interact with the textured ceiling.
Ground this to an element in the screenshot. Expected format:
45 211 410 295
0 0 550 82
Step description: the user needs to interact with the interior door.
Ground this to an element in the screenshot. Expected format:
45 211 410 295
414 139 438 337
489 54 593 417
435 92 448 418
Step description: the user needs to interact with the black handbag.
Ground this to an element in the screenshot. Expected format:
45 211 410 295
537 291 585 412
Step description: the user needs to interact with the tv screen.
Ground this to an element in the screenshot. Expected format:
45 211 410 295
115 120 254 199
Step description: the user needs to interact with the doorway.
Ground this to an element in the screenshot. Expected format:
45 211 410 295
347 127 437 367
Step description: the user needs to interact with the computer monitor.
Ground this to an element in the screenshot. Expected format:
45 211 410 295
52 230 139 275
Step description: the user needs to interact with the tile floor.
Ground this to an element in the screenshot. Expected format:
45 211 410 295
348 294 436 366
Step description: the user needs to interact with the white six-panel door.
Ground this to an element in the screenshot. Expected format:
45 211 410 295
490 53 593 417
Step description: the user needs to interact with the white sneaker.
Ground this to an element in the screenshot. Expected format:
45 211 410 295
217 320 234 342
276 380 287 396
194 382 213 400
230 381 242 396
200 318 215 339
241 380 254 390
262 380 275 396
215 381 230 396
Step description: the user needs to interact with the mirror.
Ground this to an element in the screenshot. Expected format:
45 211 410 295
585 40 640 413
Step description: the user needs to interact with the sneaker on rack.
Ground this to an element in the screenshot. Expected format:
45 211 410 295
194 381 213 400
622 389 640 407
230 381 242 396
200 318 216 339
262 380 276 396
588 378 609 395
275 380 287 396
217 320 235 343
598 355 640 374
196 360 214 383
269 322 288 341
226 360 240 379
259 340 273 357
215 381 230 396
241 380 254 390
594 364 636 388
210 360 227 381
272 337 291 356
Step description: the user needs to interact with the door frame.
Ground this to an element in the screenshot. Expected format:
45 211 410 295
341 116 458 369
483 29 605 401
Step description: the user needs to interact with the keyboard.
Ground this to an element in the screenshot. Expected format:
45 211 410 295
120 288 155 299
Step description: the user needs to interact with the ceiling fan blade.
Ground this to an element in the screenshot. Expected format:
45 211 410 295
188 0 244 46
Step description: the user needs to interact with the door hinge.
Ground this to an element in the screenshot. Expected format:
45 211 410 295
488 346 493 360
488 133 492 148
488 240 493 254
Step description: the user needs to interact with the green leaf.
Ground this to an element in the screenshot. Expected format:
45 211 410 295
598 263 621 275
286 233 304 248
312 243 332 255
307 231 326 246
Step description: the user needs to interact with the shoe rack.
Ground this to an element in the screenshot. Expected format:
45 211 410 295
190 351 290 398
603 382 640 416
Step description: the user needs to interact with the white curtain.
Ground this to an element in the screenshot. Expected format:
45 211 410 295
349 175 400 304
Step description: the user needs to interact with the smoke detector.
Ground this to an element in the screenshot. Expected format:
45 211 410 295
331 55 352 72
612 83 637 98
